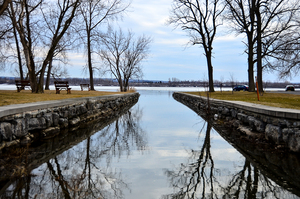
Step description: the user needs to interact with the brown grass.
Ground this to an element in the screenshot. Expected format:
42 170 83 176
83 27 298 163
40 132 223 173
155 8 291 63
0 90 132 106
185 91 300 110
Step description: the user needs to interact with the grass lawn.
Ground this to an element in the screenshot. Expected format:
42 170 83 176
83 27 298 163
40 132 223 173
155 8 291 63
0 90 131 106
185 91 300 110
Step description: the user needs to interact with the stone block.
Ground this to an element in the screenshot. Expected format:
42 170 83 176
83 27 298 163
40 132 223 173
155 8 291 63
29 117 46 130
248 116 266 133
231 109 238 118
68 107 76 118
52 113 60 126
265 124 282 144
248 116 256 129
59 118 68 128
293 122 300 127
282 128 295 144
69 117 80 126
12 119 27 138
254 119 266 133
237 113 248 123
218 107 223 113
222 107 230 116
61 110 68 118
87 100 96 110
0 122 12 141
80 104 88 114
287 130 300 152
43 113 53 128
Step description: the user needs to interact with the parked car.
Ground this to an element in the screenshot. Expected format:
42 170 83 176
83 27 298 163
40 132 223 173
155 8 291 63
285 85 295 91
233 85 249 91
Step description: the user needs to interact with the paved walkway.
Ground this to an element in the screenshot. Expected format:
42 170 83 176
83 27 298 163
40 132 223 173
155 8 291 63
182 92 300 120
0 94 126 118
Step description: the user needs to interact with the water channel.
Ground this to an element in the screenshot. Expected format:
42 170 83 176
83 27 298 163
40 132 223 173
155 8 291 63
1 88 300 198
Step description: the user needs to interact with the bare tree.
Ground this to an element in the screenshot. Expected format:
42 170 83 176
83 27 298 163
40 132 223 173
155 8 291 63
9 0 80 93
224 0 256 92
37 0 80 92
256 0 300 92
0 9 14 71
99 28 151 92
269 33 300 79
9 0 42 92
168 0 225 92
0 7 12 40
78 0 129 91
260 2 300 80
225 0 300 93
39 1 77 90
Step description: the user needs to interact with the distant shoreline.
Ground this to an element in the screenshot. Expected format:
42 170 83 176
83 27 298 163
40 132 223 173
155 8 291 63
0 83 289 92
0 76 297 89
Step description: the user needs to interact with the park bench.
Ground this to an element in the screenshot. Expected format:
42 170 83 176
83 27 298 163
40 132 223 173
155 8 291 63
80 84 90 91
54 81 71 94
15 80 31 92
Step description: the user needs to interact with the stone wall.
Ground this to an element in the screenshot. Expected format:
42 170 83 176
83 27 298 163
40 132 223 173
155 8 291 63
173 92 300 153
0 93 139 151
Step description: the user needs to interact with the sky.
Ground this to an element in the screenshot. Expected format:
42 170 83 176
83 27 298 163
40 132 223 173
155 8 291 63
2 0 300 83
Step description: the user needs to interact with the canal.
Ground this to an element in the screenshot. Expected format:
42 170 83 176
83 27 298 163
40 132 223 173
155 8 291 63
1 88 300 198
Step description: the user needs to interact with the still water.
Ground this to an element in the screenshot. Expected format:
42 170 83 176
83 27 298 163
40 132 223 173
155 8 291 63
1 88 300 198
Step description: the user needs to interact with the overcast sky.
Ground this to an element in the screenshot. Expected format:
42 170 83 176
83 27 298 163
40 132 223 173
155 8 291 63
94 0 300 83
3 0 300 83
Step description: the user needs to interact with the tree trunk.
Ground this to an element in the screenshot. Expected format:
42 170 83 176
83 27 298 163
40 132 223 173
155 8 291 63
45 59 52 90
206 51 215 92
37 75 44 93
248 1 256 92
37 58 51 93
12 24 23 81
118 78 124 92
248 42 255 92
124 78 129 92
28 61 37 93
87 31 95 91
23 46 38 93
255 2 264 93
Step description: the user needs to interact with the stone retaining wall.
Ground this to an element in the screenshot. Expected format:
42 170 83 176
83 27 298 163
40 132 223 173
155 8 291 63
173 92 300 153
0 92 139 151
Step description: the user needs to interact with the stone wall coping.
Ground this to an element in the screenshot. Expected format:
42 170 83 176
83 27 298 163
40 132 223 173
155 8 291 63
0 93 136 118
177 92 300 120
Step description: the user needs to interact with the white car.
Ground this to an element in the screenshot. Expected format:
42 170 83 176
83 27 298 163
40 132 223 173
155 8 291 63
285 85 295 91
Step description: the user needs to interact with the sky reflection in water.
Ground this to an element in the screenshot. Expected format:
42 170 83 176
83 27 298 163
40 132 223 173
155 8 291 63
95 90 244 198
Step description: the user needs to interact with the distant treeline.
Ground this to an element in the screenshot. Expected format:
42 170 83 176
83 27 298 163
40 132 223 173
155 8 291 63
0 77 295 89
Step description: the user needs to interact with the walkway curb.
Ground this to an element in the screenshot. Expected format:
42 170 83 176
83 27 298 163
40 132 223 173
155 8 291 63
180 92 300 120
0 93 134 118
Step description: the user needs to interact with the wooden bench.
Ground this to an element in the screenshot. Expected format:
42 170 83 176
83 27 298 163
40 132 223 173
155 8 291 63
80 84 90 91
15 80 31 92
54 81 71 94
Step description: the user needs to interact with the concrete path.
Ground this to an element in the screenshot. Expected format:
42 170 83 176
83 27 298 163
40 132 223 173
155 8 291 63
0 94 127 118
181 92 300 120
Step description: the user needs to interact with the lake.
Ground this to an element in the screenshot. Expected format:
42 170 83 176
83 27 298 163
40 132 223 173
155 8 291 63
0 87 299 198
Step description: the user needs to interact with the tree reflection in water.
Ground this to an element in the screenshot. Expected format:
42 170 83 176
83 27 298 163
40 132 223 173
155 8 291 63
1 107 147 199
162 123 215 199
162 121 297 199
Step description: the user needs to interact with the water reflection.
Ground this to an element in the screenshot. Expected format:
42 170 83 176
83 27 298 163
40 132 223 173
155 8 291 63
163 123 215 199
2 89 300 198
163 118 300 199
0 107 146 199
